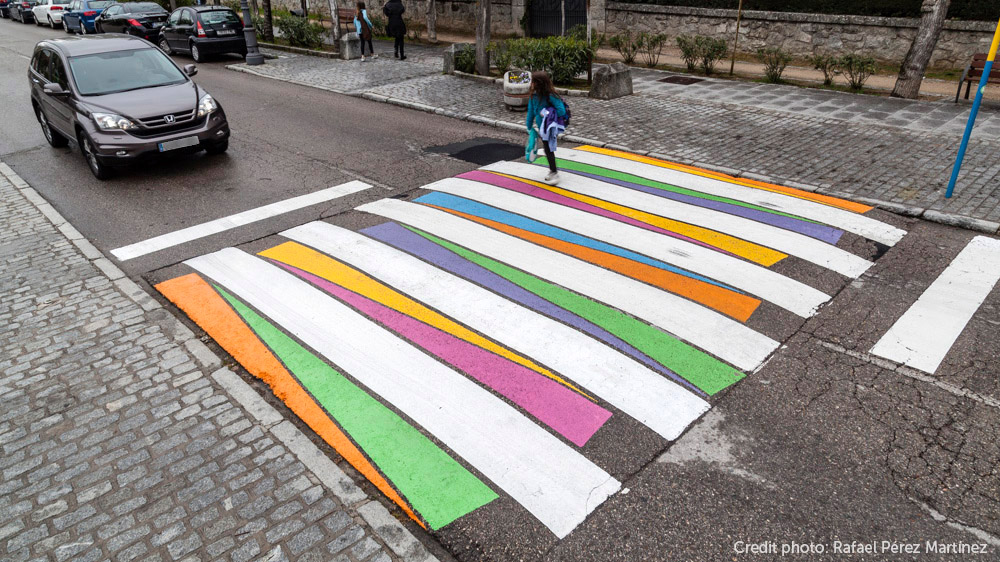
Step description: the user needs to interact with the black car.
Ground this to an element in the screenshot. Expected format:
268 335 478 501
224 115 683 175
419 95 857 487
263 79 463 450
9 0 37 22
30 35 230 180
0 0 12 18
94 1 166 41
158 6 245 62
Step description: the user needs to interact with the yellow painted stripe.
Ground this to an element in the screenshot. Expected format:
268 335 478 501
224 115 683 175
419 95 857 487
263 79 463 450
988 18 1000 61
578 146 874 214
489 171 787 267
260 241 595 400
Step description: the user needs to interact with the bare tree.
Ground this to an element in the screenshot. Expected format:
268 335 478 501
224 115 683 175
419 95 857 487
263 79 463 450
475 0 490 75
328 0 341 42
892 0 951 99
260 0 274 41
427 0 436 42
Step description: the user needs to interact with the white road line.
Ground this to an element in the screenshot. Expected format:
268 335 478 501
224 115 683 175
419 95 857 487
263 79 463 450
284 221 711 440
425 177 830 318
484 161 873 278
110 181 372 261
359 199 779 371
186 248 621 539
870 236 1000 374
556 148 907 246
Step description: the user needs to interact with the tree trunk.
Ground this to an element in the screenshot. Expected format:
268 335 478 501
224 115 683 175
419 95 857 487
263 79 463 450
475 0 490 75
327 0 340 42
169 0 176 10
892 0 951 99
560 0 564 36
427 0 437 43
261 0 273 41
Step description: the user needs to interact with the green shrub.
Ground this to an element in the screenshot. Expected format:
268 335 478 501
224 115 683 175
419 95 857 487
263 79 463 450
488 40 515 74
369 13 387 37
275 15 324 48
638 32 667 68
486 36 593 84
404 17 422 41
567 24 588 41
811 54 840 86
676 35 698 71
454 45 476 74
839 52 876 91
694 36 727 75
609 31 640 65
756 47 792 83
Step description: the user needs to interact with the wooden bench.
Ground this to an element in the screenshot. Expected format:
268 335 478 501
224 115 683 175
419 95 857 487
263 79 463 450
955 53 1000 102
335 8 356 37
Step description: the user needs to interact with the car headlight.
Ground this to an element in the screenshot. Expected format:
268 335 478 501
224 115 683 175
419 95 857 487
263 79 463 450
197 94 217 117
92 112 136 131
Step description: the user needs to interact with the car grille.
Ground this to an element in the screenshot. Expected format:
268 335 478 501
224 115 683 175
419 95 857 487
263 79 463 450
132 110 205 138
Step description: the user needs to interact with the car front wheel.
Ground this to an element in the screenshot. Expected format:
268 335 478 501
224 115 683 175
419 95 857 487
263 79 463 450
158 37 172 54
78 132 112 180
48 15 54 27
38 109 69 148
94 21 101 32
78 20 85 33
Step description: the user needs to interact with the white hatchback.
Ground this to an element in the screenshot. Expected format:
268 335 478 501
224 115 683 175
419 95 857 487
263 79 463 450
32 0 69 26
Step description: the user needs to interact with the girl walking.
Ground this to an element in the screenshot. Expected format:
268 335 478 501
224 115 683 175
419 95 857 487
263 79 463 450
383 0 406 60
354 2 375 61
526 71 568 185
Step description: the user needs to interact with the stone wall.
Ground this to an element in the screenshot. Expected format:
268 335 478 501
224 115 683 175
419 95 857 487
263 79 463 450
347 0 526 37
604 3 996 70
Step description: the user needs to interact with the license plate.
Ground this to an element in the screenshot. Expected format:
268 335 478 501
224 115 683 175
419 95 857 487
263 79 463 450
158 136 199 152
217 29 235 36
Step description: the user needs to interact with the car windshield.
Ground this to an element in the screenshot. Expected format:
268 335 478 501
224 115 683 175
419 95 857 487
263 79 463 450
86 0 112 7
200 9 239 24
126 2 164 12
69 48 186 96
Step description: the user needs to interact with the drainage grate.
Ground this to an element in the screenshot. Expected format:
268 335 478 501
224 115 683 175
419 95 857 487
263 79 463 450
659 76 705 85
426 137 524 166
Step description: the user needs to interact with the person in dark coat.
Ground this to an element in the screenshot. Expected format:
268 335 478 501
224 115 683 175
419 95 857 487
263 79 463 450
383 0 406 60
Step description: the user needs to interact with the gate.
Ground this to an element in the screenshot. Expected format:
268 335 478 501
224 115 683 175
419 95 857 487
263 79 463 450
528 0 587 37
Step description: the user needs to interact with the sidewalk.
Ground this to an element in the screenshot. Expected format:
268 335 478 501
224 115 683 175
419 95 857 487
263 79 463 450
232 45 1000 231
0 164 440 561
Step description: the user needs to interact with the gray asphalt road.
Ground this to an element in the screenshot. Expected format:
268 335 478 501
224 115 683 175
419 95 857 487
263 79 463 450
2 18 999 562
0 20 522 275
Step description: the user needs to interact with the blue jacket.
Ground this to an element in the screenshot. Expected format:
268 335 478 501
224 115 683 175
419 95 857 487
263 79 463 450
526 94 567 131
354 10 373 37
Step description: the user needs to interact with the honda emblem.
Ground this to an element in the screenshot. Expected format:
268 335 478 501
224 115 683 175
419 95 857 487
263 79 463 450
164 114 175 123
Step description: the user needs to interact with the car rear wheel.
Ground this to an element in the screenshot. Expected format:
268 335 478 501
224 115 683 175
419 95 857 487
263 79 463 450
79 19 85 33
63 18 71 32
94 21 101 32
190 42 202 63
78 132 112 180
37 110 68 148
48 16 54 27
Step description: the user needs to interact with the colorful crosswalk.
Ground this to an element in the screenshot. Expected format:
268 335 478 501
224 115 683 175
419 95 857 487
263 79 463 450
155 148 908 539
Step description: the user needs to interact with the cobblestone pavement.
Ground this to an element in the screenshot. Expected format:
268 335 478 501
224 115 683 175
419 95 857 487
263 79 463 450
0 164 440 562
232 52 1000 229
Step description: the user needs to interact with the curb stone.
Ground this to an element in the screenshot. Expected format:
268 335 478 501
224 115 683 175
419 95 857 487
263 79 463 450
225 62 1000 236
0 161 443 562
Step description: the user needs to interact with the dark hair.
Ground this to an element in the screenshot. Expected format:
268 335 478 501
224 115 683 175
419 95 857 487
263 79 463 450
356 1 365 9
529 71 556 104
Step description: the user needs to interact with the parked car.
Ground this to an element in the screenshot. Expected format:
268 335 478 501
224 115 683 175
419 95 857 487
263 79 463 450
9 0 38 22
32 0 70 27
158 6 246 62
0 0 13 18
94 2 166 40
30 35 231 180
61 0 110 33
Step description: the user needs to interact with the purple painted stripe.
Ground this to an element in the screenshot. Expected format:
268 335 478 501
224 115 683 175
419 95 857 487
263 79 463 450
361 221 705 396
567 169 845 245
273 260 613 447
457 170 732 256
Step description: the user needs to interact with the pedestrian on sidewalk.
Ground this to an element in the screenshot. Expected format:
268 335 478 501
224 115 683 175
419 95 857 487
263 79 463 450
355 2 375 61
383 0 406 60
526 71 568 185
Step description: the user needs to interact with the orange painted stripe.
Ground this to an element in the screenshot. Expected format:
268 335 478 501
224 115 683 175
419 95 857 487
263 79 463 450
155 273 425 528
577 146 874 214
424 205 761 322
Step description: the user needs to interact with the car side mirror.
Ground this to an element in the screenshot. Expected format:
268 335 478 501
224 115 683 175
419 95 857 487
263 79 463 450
43 83 68 96
183 64 197 77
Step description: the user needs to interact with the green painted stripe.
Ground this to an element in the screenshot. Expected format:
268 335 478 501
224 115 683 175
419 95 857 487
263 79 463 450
216 286 498 529
546 159 821 224
405 228 744 396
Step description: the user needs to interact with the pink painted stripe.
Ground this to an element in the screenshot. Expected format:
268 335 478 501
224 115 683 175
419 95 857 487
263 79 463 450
458 170 730 255
273 261 613 447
